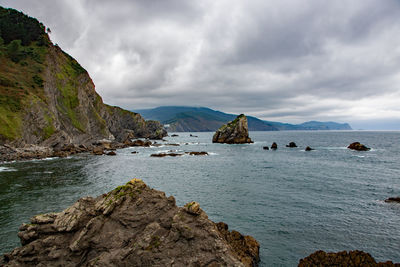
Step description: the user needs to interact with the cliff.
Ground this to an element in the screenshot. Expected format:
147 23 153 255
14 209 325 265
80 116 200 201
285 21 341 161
0 7 166 148
212 114 253 144
1 179 260 266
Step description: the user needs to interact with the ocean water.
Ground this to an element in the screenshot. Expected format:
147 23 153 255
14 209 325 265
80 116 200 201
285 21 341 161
1 131 400 266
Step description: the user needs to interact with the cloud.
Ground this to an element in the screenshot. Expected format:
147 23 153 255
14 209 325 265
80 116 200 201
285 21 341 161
2 0 400 129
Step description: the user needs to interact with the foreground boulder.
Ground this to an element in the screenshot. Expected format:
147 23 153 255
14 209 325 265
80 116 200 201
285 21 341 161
2 179 259 266
299 250 399 266
212 114 253 144
348 142 370 151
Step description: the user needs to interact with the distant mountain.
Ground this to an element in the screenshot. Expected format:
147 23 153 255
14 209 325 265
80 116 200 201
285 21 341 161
134 106 352 132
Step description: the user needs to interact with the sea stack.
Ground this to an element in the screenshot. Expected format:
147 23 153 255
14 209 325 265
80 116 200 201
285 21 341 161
2 179 260 266
212 114 253 144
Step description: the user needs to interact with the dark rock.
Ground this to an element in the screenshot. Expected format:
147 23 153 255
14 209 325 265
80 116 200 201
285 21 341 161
131 151 138 154
171 134 179 137
385 197 400 203
305 146 314 151
286 142 297 148
150 153 183 157
1 179 259 266
271 142 278 150
165 143 180 146
348 142 370 151
212 114 253 144
106 151 116 156
299 250 399 267
263 146 269 150
185 151 208 156
129 139 152 147
190 134 198 137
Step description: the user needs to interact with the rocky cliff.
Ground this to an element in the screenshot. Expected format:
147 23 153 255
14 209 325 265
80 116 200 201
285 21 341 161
1 179 260 266
0 7 166 149
212 114 253 144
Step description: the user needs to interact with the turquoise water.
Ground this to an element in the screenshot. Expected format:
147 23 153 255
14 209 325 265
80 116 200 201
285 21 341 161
1 131 400 266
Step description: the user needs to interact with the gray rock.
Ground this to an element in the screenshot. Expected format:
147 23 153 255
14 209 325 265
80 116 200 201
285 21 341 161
2 179 260 267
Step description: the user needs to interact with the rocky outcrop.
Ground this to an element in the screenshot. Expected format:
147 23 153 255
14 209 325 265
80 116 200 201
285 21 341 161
385 197 400 203
212 114 253 144
348 142 370 151
1 179 260 266
299 250 399 266
286 142 297 148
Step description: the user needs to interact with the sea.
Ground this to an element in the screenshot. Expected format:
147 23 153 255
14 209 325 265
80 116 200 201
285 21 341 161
1 131 400 266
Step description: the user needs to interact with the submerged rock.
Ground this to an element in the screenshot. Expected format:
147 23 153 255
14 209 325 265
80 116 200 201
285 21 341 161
299 250 399 266
286 142 297 148
212 114 253 144
348 142 370 151
171 134 179 137
2 179 260 267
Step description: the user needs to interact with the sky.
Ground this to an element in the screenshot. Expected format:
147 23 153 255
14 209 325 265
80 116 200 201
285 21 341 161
1 0 400 129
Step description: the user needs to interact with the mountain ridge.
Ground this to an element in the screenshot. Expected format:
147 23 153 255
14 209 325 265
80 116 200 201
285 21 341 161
135 106 352 132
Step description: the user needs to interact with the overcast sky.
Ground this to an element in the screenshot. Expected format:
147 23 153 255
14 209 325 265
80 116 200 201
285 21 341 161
2 0 400 129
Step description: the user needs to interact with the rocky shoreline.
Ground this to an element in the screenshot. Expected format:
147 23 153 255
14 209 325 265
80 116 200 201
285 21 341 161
1 179 260 266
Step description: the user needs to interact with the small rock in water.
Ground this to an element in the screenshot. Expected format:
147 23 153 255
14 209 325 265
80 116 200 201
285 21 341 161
106 151 116 156
305 146 314 151
347 142 370 151
171 134 179 137
92 147 104 155
190 134 198 137
385 197 400 203
271 142 278 150
185 151 208 156
131 151 138 154
263 146 269 150
286 142 297 148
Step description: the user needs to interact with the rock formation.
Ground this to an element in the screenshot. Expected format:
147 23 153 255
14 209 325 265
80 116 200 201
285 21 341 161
305 146 314 151
212 114 253 144
385 197 400 203
0 7 166 156
286 142 297 148
348 142 370 151
1 179 260 266
299 250 399 266
271 142 278 150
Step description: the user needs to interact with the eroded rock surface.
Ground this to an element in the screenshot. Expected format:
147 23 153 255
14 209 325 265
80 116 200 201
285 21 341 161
212 114 253 144
299 250 399 267
2 179 260 267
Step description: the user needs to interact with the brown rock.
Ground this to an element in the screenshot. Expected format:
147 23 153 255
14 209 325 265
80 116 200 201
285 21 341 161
271 142 278 150
212 114 253 144
348 142 370 151
1 179 259 267
385 197 400 203
92 146 104 155
106 151 116 156
299 250 399 267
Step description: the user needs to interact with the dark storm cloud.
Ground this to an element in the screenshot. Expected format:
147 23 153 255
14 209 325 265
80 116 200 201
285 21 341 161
2 0 400 128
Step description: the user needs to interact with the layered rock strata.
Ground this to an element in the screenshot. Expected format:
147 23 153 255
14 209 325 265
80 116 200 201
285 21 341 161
2 179 260 267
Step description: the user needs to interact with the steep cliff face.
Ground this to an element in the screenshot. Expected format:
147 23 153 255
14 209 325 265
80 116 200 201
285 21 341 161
0 7 166 147
2 179 260 266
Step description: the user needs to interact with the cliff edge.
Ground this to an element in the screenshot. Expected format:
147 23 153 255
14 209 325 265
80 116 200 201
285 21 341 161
1 179 260 266
0 7 166 149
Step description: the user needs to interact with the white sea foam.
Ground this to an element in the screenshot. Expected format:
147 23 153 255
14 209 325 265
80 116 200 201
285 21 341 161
0 166 17 172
